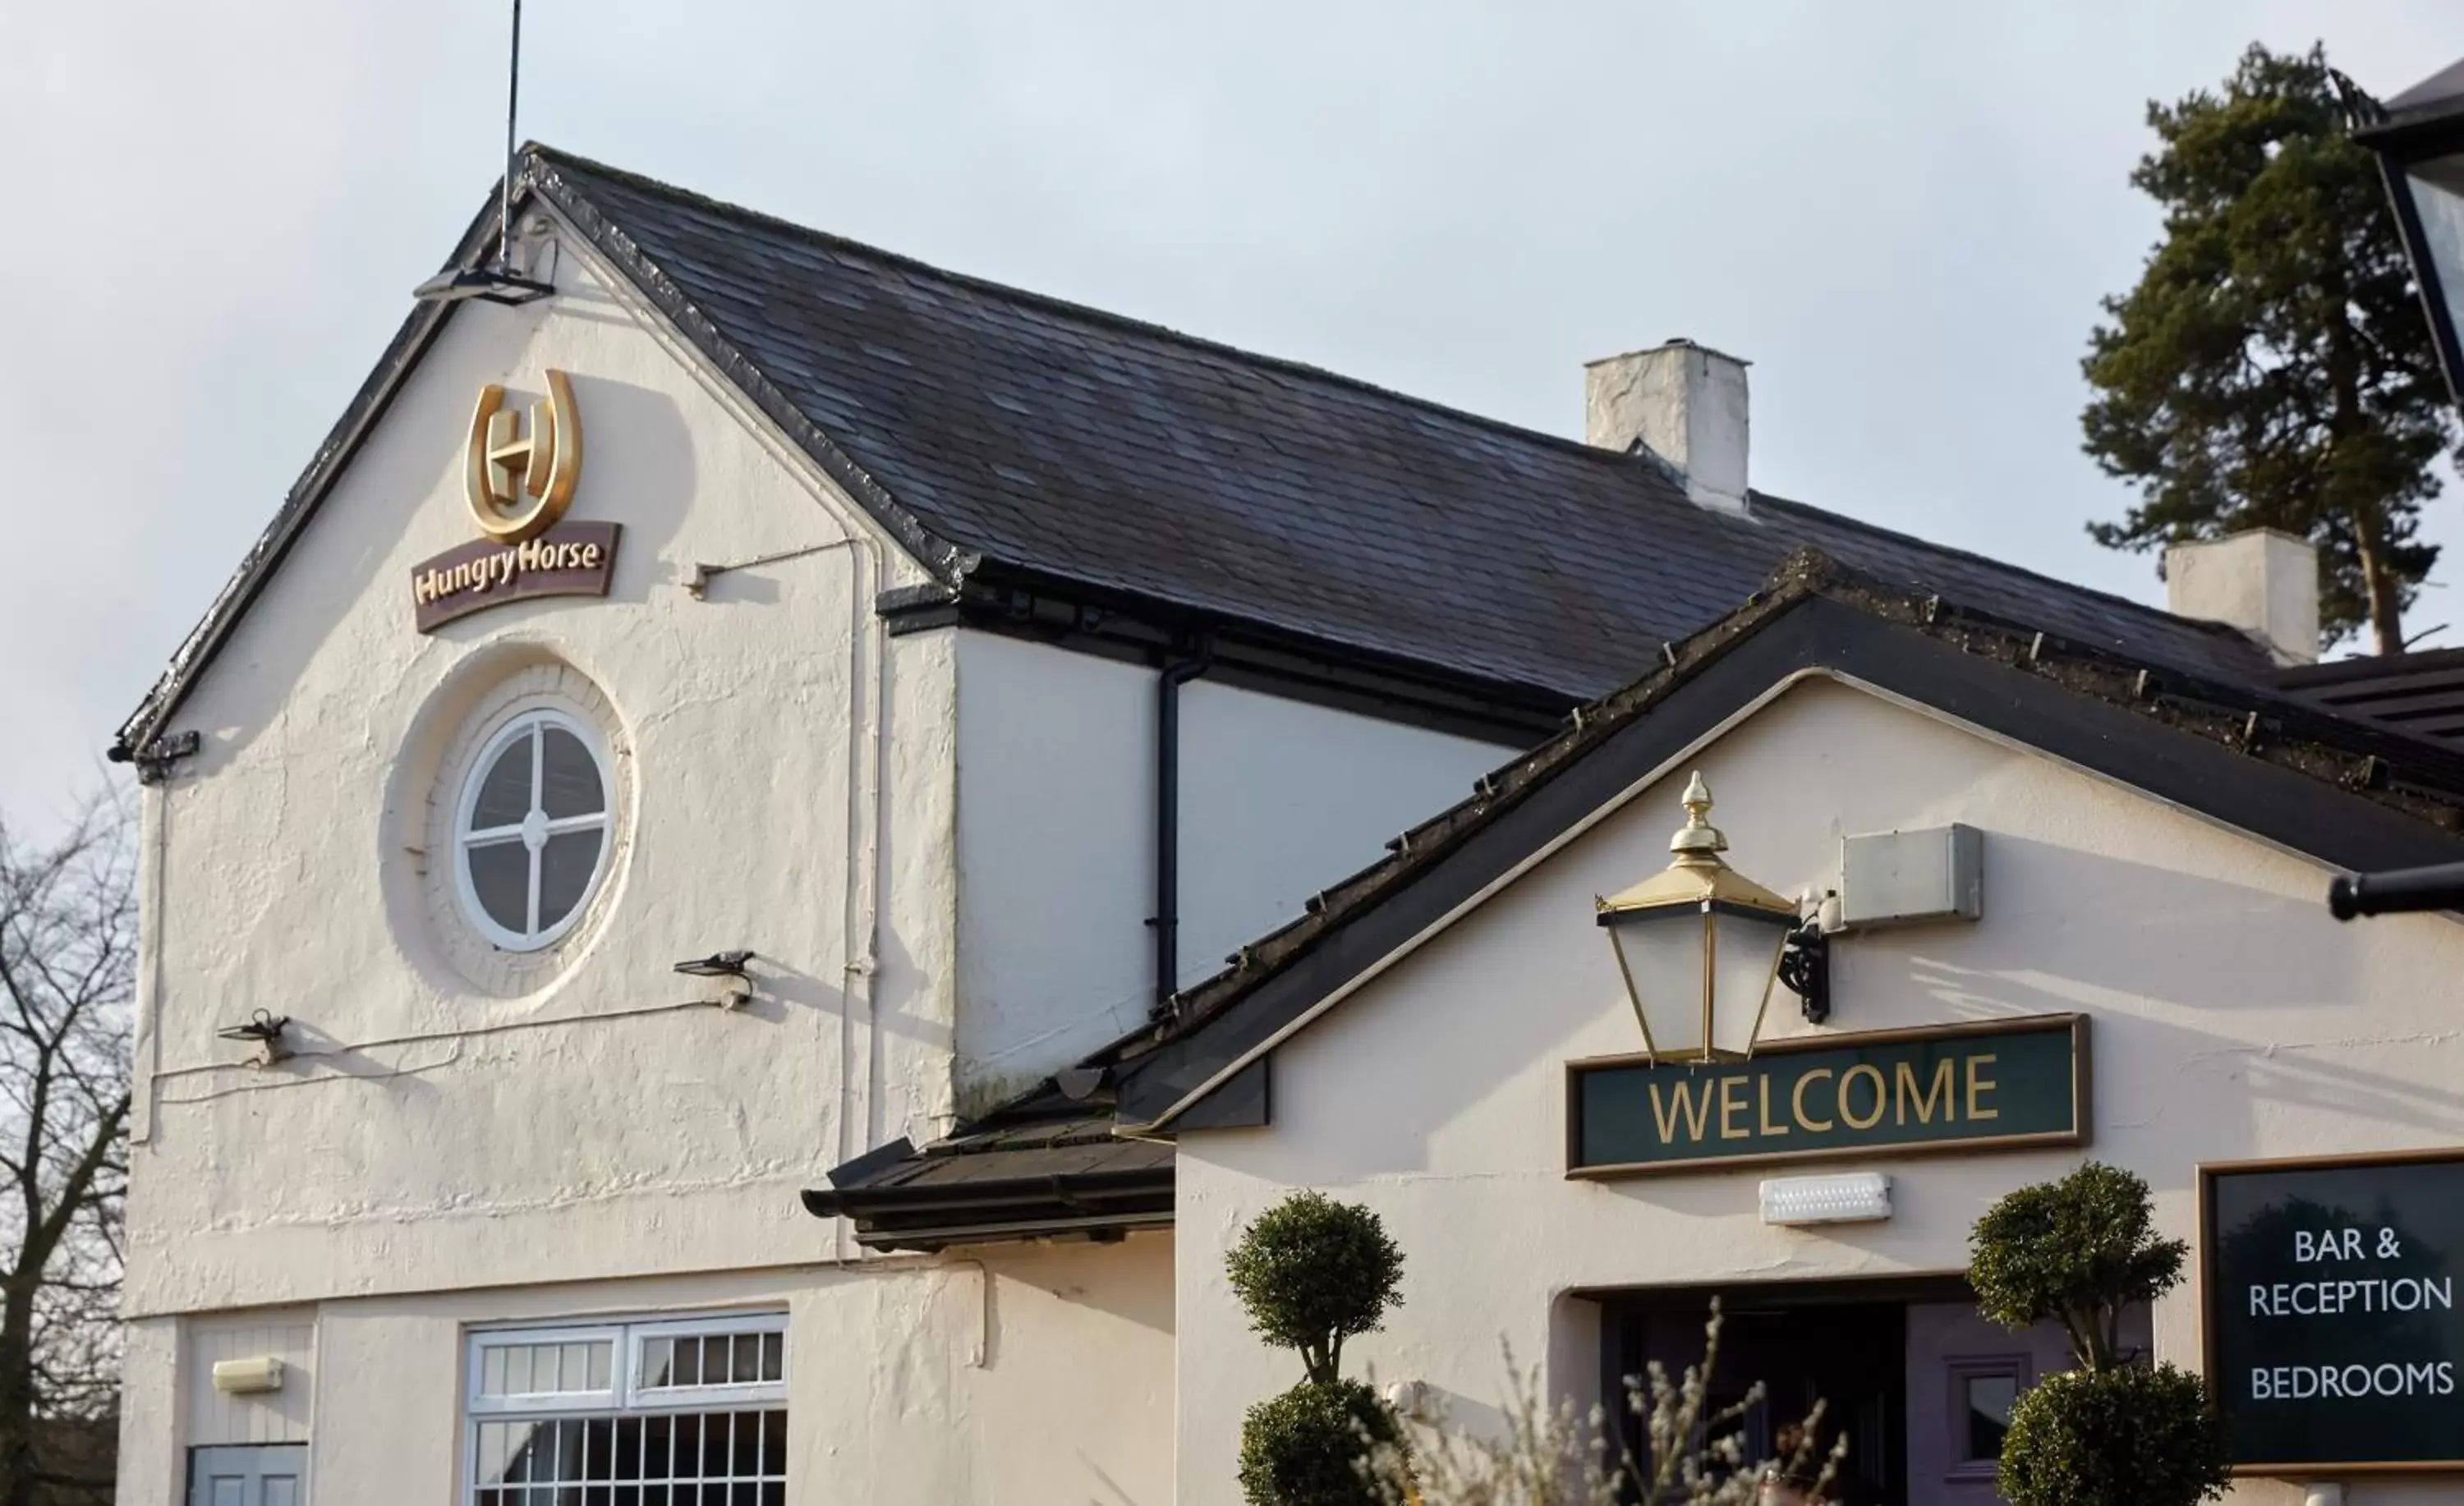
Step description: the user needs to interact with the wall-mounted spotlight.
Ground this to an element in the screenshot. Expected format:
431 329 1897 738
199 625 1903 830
214 1010 292 1067
411 265 556 306
674 950 756 1008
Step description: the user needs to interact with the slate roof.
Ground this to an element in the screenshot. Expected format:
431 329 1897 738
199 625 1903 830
538 149 2272 697
117 145 2273 754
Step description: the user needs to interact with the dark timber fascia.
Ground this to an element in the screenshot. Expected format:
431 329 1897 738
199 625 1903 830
1114 562 2464 1128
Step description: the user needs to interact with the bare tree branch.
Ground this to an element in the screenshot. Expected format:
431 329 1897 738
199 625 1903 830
0 792 134 1506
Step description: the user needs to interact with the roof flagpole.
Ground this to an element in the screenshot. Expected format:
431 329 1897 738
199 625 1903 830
502 0 521 269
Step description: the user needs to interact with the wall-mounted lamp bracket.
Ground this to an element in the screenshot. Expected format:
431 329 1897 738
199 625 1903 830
1777 921 1829 1025
673 950 756 1007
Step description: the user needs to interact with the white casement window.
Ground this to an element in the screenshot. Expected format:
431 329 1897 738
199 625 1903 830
453 707 613 952
465 1313 787 1504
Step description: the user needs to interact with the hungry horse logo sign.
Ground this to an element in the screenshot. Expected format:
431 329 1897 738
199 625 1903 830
467 370 581 542
411 370 620 631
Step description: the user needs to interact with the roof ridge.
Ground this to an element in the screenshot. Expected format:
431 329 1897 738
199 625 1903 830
1746 489 2257 647
524 142 1655 474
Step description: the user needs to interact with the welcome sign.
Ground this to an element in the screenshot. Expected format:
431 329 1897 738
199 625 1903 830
2202 1151 2464 1473
1565 1015 2088 1177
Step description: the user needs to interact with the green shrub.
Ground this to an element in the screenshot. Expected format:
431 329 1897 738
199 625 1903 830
1970 1162 2229 1506
1970 1161 2185 1368
1226 1191 1404 1384
1997 1366 2232 1506
1238 1379 1398 1506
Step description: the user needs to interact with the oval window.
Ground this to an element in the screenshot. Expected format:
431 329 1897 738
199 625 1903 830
453 709 612 951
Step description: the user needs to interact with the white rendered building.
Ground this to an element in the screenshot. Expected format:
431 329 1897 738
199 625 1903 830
113 149 2464 1506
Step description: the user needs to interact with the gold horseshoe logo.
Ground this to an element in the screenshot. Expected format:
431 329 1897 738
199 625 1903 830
464 369 582 544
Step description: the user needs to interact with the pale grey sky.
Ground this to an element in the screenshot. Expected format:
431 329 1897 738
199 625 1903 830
3 2 2460 820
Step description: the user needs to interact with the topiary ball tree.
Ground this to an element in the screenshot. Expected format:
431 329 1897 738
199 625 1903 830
1227 1191 1405 1505
1226 1190 1405 1385
1970 1160 2186 1369
1969 1162 2230 1506
1997 1366 2229 1506
1236 1380 1401 1506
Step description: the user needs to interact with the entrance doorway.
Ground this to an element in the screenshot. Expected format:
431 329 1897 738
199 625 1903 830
1601 1279 2125 1506
1613 1298 1906 1504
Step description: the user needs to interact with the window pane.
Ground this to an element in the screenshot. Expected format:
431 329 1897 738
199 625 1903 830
539 829 604 930
732 1335 759 1384
472 731 536 829
701 1338 728 1388
640 1338 673 1389
759 1332 782 1384
540 727 605 819
506 1346 535 1397
671 1414 701 1476
761 1411 785 1476
585 1416 615 1481
485 1348 508 1397
564 1344 593 1393
673 1340 699 1387
467 840 532 934
591 1342 614 1393
701 1411 730 1477
1964 1372 2018 1461
479 1421 512 1482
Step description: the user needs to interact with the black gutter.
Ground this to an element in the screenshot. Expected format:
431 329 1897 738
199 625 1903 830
1152 649 1212 1010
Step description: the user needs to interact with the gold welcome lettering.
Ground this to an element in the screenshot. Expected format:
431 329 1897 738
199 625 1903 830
1896 1058 1955 1125
1648 1078 1715 1144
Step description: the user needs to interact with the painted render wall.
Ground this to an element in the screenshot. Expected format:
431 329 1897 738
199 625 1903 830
1172 677 2464 1506
952 631 1514 1110
123 225 955 1326
115 1237 1173 1506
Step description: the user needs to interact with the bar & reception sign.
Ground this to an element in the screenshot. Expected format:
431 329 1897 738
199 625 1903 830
1565 1014 2088 1177
2202 1150 2464 1473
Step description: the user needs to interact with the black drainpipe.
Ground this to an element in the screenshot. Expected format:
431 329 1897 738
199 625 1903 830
1151 648 1212 1011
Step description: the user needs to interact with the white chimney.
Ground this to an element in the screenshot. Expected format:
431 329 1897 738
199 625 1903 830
2163 529 2320 666
1584 339 1750 515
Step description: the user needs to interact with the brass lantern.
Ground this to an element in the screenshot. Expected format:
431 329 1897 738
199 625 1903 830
1595 772 1814 1063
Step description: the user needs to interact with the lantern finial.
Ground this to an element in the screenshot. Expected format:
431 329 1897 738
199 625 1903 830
1669 771 1727 864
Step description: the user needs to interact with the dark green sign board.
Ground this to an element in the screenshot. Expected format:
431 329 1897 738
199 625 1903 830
2201 1151 2464 1473
1566 1015 2087 1177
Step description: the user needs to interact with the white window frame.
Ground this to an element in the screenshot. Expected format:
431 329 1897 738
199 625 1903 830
464 1323 626 1416
624 1311 789 1411
462 1311 788 1503
452 706 614 953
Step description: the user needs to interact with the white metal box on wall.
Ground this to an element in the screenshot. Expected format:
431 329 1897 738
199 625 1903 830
1837 824 1982 930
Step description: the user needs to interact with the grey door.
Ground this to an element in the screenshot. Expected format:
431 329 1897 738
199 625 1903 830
188 1444 306 1506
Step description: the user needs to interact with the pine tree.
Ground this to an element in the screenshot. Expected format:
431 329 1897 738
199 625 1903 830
2082 42 2457 655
